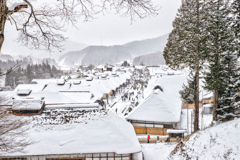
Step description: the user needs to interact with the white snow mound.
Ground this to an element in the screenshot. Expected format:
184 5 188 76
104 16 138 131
170 118 240 160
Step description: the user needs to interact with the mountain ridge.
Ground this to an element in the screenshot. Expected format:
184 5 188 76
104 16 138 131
59 33 169 66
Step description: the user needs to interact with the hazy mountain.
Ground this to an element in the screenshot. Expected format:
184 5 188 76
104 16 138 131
58 50 87 66
2 40 88 61
82 46 132 66
15 55 60 68
59 33 169 66
123 34 169 58
133 52 165 66
0 53 14 61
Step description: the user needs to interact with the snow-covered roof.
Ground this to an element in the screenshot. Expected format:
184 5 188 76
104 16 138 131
147 66 182 76
69 85 91 92
203 92 213 99
17 89 32 95
60 92 94 103
99 79 116 91
73 80 81 85
135 65 146 70
203 103 213 108
3 111 141 156
85 77 93 81
31 79 59 85
43 83 71 92
14 84 46 92
13 92 78 105
167 129 187 133
12 99 44 111
126 75 188 123
57 79 65 85
12 92 100 109
45 103 100 110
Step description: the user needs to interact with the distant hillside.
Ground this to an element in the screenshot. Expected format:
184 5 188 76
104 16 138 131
123 34 169 58
15 56 60 69
2 40 88 60
59 33 169 66
0 53 14 61
133 52 165 66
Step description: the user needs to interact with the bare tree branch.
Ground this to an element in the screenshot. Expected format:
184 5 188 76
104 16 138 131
3 0 158 52
0 94 31 154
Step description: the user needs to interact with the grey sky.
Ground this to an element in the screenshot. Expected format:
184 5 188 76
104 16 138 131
2 0 181 59
65 0 181 46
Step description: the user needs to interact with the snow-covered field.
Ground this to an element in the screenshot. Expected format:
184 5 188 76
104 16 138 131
170 118 240 160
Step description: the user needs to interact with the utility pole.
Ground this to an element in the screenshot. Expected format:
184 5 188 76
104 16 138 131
13 77 16 89
187 101 189 135
201 90 204 130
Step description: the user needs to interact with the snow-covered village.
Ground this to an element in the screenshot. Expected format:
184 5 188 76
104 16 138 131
0 0 240 160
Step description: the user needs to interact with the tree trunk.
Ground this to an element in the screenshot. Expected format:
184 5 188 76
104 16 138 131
212 0 220 121
213 88 218 121
194 61 200 132
194 0 200 132
0 0 7 52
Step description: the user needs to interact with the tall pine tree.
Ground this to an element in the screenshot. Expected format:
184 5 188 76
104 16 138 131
217 50 240 121
204 0 235 121
164 0 207 132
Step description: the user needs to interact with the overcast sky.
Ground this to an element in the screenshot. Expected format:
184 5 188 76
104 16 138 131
64 0 182 46
2 0 181 59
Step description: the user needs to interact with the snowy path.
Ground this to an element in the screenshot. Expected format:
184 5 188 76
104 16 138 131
108 88 144 118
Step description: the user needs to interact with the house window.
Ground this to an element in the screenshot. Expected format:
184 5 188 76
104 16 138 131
163 124 173 128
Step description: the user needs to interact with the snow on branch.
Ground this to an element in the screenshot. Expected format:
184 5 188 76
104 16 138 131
8 2 28 11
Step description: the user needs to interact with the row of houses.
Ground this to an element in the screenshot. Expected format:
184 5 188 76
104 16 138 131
7 71 131 115
1 69 146 160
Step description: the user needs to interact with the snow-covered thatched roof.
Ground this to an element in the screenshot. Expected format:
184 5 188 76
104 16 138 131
14 84 46 92
3 111 141 157
126 75 188 123
42 83 71 92
12 98 44 111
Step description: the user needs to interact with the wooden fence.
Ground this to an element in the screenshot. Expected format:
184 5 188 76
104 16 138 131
134 126 168 135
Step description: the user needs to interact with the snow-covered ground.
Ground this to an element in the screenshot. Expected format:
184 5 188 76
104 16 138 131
170 118 240 160
141 143 177 160
178 108 213 135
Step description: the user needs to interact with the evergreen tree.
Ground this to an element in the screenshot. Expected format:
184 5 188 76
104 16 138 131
179 70 196 104
204 0 235 121
217 50 240 121
163 0 207 131
231 0 240 60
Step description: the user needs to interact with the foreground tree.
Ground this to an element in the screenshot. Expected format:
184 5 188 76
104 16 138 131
231 0 240 49
217 50 240 121
203 0 235 121
163 0 207 132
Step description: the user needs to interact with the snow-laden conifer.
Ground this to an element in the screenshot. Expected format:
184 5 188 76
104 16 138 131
163 0 207 131
203 0 235 121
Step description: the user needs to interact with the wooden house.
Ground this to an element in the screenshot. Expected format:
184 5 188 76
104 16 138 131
126 75 187 136
182 103 203 109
